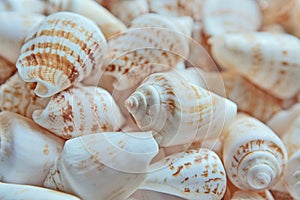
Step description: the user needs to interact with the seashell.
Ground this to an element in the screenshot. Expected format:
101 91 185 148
0 182 80 200
125 71 237 147
0 111 64 186
230 190 274 200
0 0 54 14
44 131 159 200
261 23 286 34
209 32 300 99
130 189 184 200
16 11 107 97
32 84 125 139
0 73 50 118
223 114 288 191
202 0 261 36
140 148 227 200
102 13 191 91
0 57 16 84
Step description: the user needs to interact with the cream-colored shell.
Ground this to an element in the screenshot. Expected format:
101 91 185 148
281 116 300 157
16 11 107 97
0 111 64 186
230 190 274 200
32 85 125 139
125 71 237 147
140 148 227 200
0 73 50 118
0 182 80 200
44 131 159 200
209 32 300 99
223 114 288 191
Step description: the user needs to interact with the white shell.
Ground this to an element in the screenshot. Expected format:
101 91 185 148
44 131 159 200
140 148 227 200
125 71 237 147
223 114 288 191
16 11 107 97
0 73 50 118
0 111 64 186
32 85 125 139
130 190 184 200
209 32 300 99
0 182 80 200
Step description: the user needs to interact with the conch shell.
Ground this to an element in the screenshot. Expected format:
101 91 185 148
0 111 64 186
223 114 288 191
44 131 159 200
209 32 300 99
0 73 50 118
140 148 227 200
125 71 237 147
16 11 107 97
32 85 125 139
0 182 80 200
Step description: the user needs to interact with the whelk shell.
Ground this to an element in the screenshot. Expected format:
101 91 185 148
32 85 125 139
16 11 107 97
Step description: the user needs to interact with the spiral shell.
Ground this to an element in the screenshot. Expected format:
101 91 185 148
16 11 107 97
0 111 64 186
32 85 124 139
125 71 237 147
140 148 227 200
44 131 159 200
0 73 50 118
209 32 300 99
223 114 288 191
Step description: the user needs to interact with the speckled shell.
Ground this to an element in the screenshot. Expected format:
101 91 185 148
0 111 64 186
203 0 261 36
209 32 300 99
125 71 237 147
16 11 107 97
102 13 191 90
223 114 288 191
140 148 227 200
32 85 125 139
44 131 159 200
0 182 80 200
0 73 50 118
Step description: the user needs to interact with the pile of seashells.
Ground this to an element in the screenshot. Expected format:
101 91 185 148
0 0 300 199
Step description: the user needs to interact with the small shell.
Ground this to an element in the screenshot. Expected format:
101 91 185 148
32 85 125 139
16 11 107 97
0 182 80 200
125 71 237 147
0 111 64 186
209 32 300 99
44 131 159 200
223 114 288 191
203 0 261 36
0 73 50 118
140 148 227 200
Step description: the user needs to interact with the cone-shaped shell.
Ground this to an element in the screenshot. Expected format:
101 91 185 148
0 111 64 186
44 131 159 200
125 71 237 147
0 182 80 200
209 32 300 99
223 114 288 191
33 85 125 139
16 11 107 97
140 148 227 200
0 73 50 118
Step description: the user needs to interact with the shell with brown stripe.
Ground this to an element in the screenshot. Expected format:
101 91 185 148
16 11 106 97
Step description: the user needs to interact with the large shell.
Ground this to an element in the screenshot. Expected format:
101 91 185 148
16 11 107 97
44 131 159 200
32 85 125 139
0 182 80 200
0 73 50 118
101 13 191 91
223 114 288 191
202 0 261 36
0 111 64 186
140 148 227 200
125 71 237 147
209 32 300 99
